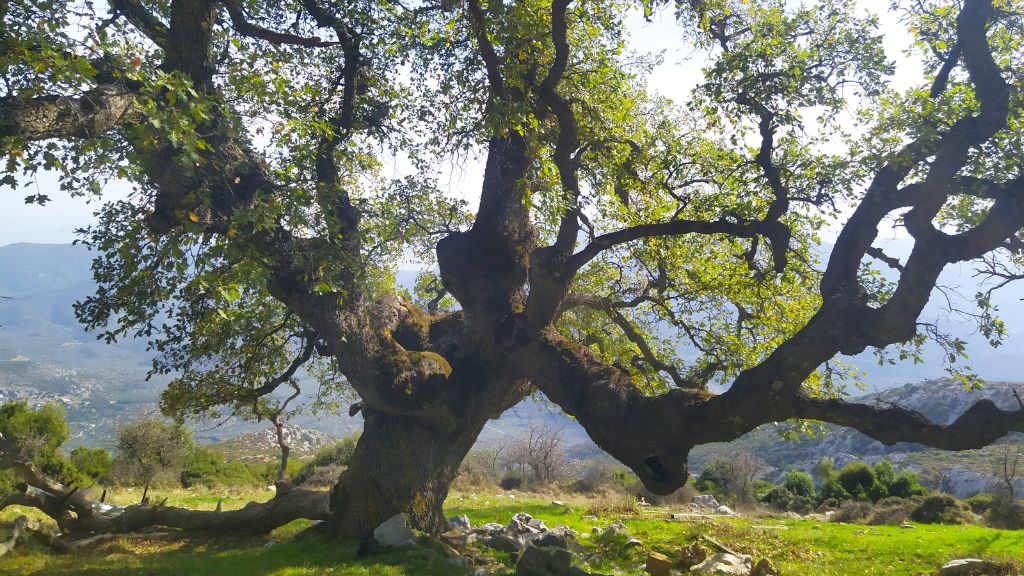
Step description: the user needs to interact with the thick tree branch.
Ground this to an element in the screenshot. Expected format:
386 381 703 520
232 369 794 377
220 0 340 47
109 0 169 47
0 85 136 140
793 396 1024 451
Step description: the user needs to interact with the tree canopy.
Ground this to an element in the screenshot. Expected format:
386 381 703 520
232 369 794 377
3 0 1024 539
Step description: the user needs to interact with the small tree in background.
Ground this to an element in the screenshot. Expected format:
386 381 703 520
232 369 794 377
112 417 193 495
497 421 568 485
697 450 769 505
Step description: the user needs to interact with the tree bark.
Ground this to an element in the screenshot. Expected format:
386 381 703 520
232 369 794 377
326 403 495 538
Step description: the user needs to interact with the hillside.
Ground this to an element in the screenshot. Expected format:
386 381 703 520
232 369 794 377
2 242 1024 496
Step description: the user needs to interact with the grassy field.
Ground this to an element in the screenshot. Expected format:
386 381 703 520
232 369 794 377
1 489 1023 575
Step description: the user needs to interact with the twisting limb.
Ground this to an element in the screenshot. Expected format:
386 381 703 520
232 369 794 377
0 433 330 537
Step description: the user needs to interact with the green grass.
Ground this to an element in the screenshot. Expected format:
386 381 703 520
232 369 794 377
2 490 1024 575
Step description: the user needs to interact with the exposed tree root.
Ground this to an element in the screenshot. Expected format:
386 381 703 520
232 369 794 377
1 433 330 543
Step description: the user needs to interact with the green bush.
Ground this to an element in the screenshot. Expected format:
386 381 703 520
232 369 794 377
180 447 262 488
985 493 1024 530
968 493 997 515
0 401 87 488
70 446 113 484
293 434 359 486
887 471 927 498
911 494 971 524
783 470 816 499
837 461 877 500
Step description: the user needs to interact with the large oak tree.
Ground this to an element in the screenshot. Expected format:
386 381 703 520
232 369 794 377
2 0 1024 541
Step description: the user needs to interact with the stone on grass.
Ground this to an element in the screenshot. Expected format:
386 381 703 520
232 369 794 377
938 558 1001 576
516 545 573 576
536 532 569 549
679 543 708 569
750 558 779 576
644 551 672 576
692 495 720 508
690 552 754 575
715 505 735 516
373 514 415 548
448 515 472 531
441 529 477 548
484 533 528 554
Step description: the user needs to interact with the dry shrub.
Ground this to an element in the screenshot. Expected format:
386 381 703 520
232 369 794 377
297 464 345 487
867 496 918 525
832 500 873 523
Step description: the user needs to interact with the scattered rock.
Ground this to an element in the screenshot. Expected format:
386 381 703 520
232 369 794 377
689 552 753 575
476 522 505 535
624 537 643 548
581 515 597 521
900 522 917 529
516 544 573 576
484 533 528 554
679 543 708 569
441 529 477 549
448 515 472 531
373 514 415 548
750 558 779 576
447 555 471 568
552 500 566 507
715 505 735 516
644 551 672 576
536 532 569 549
595 522 630 543
938 558 1002 576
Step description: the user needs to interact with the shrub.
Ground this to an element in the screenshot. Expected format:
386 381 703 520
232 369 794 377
69 446 113 484
887 471 928 498
837 461 877 500
297 464 346 487
456 448 501 488
985 493 1024 530
762 486 814 514
911 494 971 524
867 496 919 526
499 474 524 490
293 434 359 486
180 447 261 488
968 493 997 515
832 500 874 523
570 458 622 493
111 417 193 488
783 470 816 499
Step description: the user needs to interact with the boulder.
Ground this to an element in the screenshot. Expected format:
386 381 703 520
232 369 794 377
938 559 1001 576
484 533 528 554
441 529 477 549
692 495 720 508
690 552 754 575
595 522 630 543
679 543 708 569
536 532 570 549
750 558 779 576
644 551 672 576
373 514 415 548
715 505 735 516
516 545 573 576
475 522 505 535
448 515 472 531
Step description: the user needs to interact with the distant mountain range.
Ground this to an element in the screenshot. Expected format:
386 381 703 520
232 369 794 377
2 242 1023 497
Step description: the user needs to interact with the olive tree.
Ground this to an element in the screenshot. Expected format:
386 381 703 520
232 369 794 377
2 0 1024 542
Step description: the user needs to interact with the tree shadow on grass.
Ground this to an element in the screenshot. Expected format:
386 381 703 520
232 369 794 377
5 532 466 576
